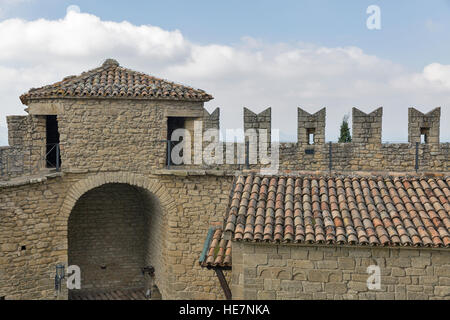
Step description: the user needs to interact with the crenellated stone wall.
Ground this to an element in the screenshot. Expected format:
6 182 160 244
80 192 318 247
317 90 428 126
1 104 449 180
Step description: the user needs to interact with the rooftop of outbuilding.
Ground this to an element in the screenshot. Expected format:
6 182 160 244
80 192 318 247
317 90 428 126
20 59 213 105
201 174 450 268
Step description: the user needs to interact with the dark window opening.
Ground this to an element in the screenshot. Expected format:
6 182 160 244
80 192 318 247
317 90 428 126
167 117 185 140
307 128 315 145
420 127 429 144
167 117 186 166
21 245 26 251
46 115 61 168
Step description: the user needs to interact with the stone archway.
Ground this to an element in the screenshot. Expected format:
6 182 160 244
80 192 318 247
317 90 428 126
58 172 176 299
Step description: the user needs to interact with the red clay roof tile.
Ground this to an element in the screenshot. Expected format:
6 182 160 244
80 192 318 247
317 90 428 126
201 174 450 268
20 59 212 104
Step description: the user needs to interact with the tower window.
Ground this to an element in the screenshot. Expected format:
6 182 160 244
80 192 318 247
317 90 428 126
167 117 186 166
307 128 315 145
420 127 429 144
45 115 61 168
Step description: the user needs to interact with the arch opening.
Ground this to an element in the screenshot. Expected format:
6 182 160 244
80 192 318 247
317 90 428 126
67 183 164 299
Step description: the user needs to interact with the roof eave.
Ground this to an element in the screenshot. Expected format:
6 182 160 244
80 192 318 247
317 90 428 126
20 94 213 106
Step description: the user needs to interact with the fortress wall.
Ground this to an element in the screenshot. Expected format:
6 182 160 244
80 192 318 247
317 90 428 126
1 115 46 180
1 105 449 179
0 174 71 299
157 174 234 299
0 172 234 300
232 242 450 300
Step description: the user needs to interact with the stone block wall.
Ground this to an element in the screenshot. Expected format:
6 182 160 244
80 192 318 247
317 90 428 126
1 104 449 179
1 115 46 180
352 107 383 144
7 116 28 147
68 183 149 293
243 107 271 135
297 108 326 145
244 108 271 157
232 242 450 300
203 108 220 131
158 174 234 299
0 146 26 180
277 142 449 172
0 171 234 300
53 99 204 172
409 107 441 144
142 188 168 298
0 174 70 299
171 106 448 173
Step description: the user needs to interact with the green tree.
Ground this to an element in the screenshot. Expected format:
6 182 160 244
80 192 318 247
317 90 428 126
338 114 352 143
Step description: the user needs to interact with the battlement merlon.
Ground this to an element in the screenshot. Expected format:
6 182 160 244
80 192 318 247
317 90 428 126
297 107 326 145
7 115 28 147
352 107 383 144
243 107 271 143
408 107 441 144
203 107 220 131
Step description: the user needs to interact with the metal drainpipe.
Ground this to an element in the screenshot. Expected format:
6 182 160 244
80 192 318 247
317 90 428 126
415 142 419 172
167 140 171 169
328 141 332 172
214 268 232 300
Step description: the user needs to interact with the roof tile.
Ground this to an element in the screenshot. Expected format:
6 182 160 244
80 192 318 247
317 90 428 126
20 59 212 104
201 174 450 268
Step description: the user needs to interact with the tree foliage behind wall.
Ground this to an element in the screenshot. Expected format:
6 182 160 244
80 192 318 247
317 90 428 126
338 114 352 143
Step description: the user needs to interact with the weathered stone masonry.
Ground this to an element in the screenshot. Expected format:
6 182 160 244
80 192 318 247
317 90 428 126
0 171 233 299
232 242 450 300
0 59 448 300
68 183 150 293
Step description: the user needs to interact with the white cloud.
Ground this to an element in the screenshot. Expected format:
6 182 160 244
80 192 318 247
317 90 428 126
0 8 449 145
422 63 450 88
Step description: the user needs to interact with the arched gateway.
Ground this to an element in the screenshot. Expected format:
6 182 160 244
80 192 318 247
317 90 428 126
58 172 176 299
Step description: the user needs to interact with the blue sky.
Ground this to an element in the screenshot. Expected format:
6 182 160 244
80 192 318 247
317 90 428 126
0 0 449 144
4 0 450 70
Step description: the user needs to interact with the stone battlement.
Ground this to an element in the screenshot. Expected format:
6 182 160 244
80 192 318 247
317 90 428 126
1 104 448 180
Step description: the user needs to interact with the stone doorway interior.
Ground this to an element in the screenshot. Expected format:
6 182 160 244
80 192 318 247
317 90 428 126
67 183 162 299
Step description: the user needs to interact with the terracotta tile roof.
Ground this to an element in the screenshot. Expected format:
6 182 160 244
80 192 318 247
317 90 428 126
20 59 213 104
201 174 450 268
201 228 232 268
